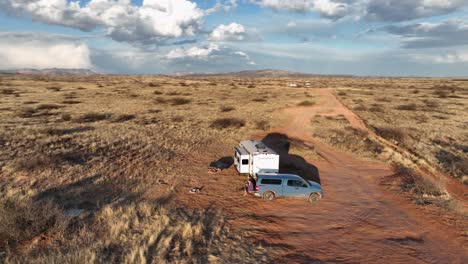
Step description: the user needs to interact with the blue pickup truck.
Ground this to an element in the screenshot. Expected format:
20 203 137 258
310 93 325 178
254 173 323 203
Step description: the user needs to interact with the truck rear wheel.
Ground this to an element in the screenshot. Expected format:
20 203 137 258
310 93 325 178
263 191 275 201
309 193 320 204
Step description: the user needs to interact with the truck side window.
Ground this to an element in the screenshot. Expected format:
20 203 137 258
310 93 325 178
242 159 248 165
261 179 282 185
288 180 308 188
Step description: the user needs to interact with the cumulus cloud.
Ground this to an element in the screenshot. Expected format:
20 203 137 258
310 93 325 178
251 0 351 19
165 43 221 59
364 0 466 22
252 0 468 21
205 0 238 14
0 32 92 69
209 23 248 41
0 0 204 45
165 43 256 65
382 19 468 48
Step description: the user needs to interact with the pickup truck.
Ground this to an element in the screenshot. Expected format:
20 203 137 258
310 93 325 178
254 173 323 203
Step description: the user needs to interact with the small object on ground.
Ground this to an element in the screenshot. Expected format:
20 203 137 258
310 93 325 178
65 208 85 217
208 167 221 174
189 186 204 194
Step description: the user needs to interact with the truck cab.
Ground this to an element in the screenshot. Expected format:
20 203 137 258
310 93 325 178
254 173 323 203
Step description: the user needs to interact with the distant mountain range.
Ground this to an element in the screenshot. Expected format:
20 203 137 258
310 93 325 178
182 69 353 78
0 68 98 75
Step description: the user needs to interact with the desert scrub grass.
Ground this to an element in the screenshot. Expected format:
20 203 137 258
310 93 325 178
373 126 406 144
312 116 383 159
170 97 191 105
297 100 315 106
75 112 112 123
395 103 417 111
36 104 63 110
4 203 271 263
0 198 68 249
16 107 37 118
210 118 246 129
390 163 447 205
111 114 136 123
220 106 235 112
256 120 270 131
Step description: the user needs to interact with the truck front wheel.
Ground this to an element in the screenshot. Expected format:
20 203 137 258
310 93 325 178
263 191 275 201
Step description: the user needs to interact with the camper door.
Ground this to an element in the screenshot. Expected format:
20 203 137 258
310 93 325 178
234 148 250 174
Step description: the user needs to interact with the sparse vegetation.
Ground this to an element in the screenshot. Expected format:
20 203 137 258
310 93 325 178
220 106 235 112
390 163 447 205
297 100 315 106
75 112 112 123
210 118 246 129
396 103 417 111
374 126 406 143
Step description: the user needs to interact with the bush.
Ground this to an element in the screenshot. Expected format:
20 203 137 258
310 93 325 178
433 90 449 98
10 155 59 172
17 107 37 118
1 88 15 95
374 127 406 143
112 114 136 123
61 113 72 121
210 118 245 129
36 104 63 110
170 97 191 105
252 98 266 102
423 100 439 108
62 100 81 104
396 104 417 111
47 86 61 92
220 106 235 112
75 112 112 123
354 105 367 111
337 91 347 96
297 100 315 106
153 91 163 95
391 163 445 204
255 120 270 131
0 198 67 249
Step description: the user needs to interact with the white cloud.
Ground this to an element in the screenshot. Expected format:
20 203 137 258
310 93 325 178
252 0 467 21
410 50 468 64
1 0 204 45
252 0 350 19
165 43 221 59
0 32 92 69
234 51 256 65
381 19 468 48
209 23 248 41
165 43 256 65
205 0 238 14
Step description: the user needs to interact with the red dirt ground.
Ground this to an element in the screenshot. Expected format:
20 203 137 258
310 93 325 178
175 89 468 263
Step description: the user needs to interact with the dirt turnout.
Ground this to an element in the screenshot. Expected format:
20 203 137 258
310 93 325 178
178 88 467 263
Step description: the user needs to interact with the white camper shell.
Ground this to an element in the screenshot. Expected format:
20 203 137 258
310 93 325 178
234 140 280 176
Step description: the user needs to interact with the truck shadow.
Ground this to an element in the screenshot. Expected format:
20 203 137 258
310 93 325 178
261 133 321 184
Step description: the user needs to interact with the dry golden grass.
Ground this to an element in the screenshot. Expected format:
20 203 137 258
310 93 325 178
1 73 466 261
334 78 468 183
0 74 305 262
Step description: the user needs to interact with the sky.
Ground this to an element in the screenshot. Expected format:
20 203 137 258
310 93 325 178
0 0 468 76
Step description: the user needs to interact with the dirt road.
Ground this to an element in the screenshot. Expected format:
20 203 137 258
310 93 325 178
177 88 467 263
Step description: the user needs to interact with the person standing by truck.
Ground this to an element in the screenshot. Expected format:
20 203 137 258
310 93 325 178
244 176 256 196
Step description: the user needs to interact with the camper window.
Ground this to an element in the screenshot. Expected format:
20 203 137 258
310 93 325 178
242 159 248 165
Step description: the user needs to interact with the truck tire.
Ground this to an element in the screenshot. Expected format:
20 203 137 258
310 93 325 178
309 193 320 204
263 191 275 201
